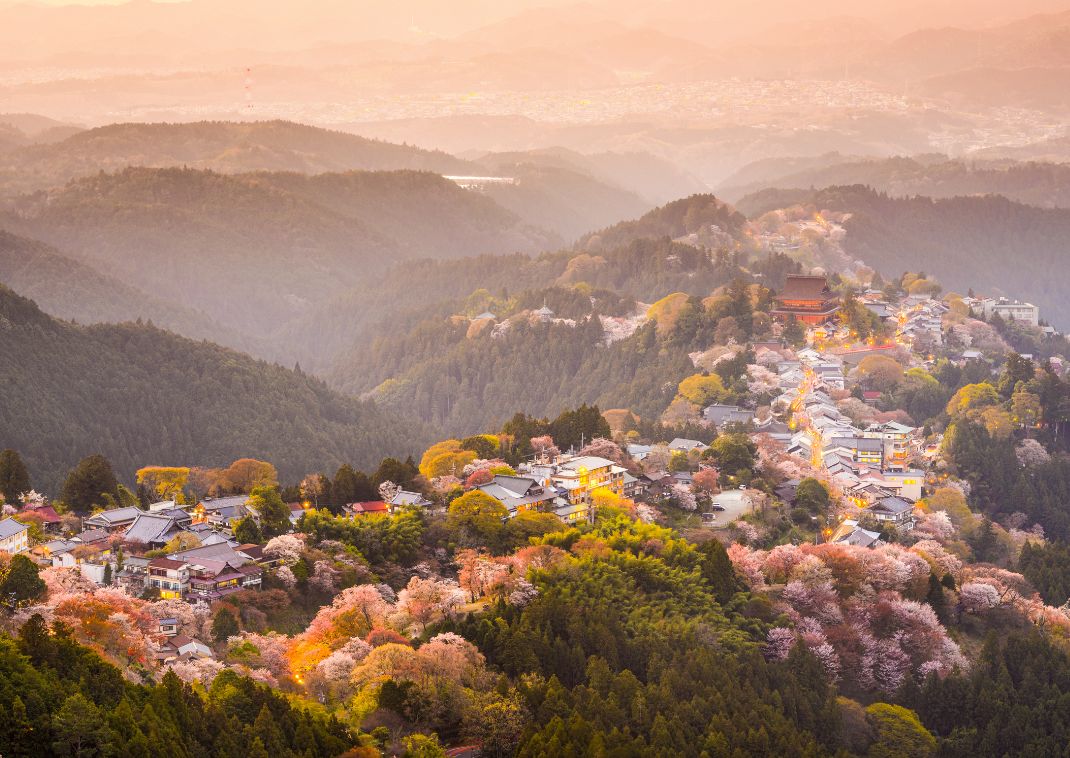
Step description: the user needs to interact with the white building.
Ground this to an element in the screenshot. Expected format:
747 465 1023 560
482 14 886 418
976 297 1040 327
0 517 29 554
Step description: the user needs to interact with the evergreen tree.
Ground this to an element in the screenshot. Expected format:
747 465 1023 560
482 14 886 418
0 554 46 606
211 607 240 642
0 449 30 503
247 486 290 538
60 454 119 515
233 516 262 545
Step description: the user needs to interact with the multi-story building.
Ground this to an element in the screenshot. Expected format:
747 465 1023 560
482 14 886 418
772 275 840 325
975 297 1040 327
0 517 29 554
147 557 190 599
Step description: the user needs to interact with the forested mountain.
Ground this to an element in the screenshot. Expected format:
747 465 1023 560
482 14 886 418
325 230 753 434
0 120 478 196
228 193 753 369
720 154 1070 208
740 185 1070 327
478 164 651 242
0 229 256 352
473 146 709 206
578 193 750 251
0 283 421 492
1 167 558 340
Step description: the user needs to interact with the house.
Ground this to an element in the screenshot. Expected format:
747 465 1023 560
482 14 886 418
84 506 143 532
626 444 653 462
192 496 250 527
866 496 916 531
773 275 840 325
0 517 29 554
477 475 559 518
158 617 179 636
153 634 213 662
123 512 190 550
389 490 433 509
828 436 884 467
116 556 150 592
702 404 755 428
535 304 555 322
622 472 642 498
147 557 190 599
172 543 263 600
545 456 626 505
829 519 882 548
19 502 62 533
864 421 915 470
348 501 390 516
774 479 801 504
879 470 924 502
668 438 709 454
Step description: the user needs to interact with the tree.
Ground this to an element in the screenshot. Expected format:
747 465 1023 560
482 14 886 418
102 563 112 587
794 478 830 514
300 473 329 508
0 554 45 606
403 733 447 758
135 466 190 501
864 703 935 757
678 373 728 407
708 433 756 483
329 464 374 512
946 383 1000 418
692 468 720 495
783 315 806 347
856 355 904 391
549 405 611 451
51 693 112 758
212 607 240 642
233 515 263 544
446 490 508 548
221 458 279 493
60 454 119 514
0 449 30 503
248 486 291 538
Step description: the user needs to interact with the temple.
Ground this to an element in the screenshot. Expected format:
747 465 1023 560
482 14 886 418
772 275 840 325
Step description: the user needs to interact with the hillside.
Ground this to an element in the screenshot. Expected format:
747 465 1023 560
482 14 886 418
325 233 753 434
1 166 558 339
743 185 1070 326
0 229 259 352
273 194 754 371
473 146 710 206
577 193 750 251
480 164 651 242
719 155 1070 209
0 282 421 492
0 120 478 196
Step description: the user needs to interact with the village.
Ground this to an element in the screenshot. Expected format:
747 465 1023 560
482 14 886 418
0 267 1060 676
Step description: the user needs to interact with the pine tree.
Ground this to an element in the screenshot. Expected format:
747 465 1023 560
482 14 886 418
211 607 240 642
0 449 30 503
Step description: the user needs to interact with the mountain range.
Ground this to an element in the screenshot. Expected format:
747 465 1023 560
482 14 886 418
0 281 422 492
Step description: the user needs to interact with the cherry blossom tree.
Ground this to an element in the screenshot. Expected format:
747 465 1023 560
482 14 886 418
378 480 400 503
393 575 467 635
310 561 340 594
275 565 297 589
263 534 303 564
577 438 624 464
168 658 224 687
530 436 560 460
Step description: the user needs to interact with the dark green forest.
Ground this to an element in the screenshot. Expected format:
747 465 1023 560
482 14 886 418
0 283 420 492
0 616 354 757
